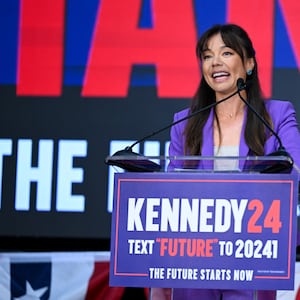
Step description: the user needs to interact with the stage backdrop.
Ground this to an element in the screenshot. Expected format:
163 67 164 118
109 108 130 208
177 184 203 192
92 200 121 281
0 0 299 251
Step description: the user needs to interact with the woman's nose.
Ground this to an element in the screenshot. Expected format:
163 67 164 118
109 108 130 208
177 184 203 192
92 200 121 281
212 55 222 66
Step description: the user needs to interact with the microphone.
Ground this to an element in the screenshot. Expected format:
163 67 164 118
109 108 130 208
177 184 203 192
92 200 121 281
105 87 241 172
237 78 293 173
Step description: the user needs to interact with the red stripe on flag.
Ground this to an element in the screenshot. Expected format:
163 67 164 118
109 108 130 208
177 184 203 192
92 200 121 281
85 262 125 300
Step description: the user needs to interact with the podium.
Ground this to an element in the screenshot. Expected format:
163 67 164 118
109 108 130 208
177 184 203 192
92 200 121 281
106 155 299 293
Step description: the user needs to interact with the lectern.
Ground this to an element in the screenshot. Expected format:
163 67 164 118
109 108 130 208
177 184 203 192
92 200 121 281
106 155 299 296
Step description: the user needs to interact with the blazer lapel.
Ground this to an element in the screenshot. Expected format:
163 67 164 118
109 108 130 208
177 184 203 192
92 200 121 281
239 109 249 170
201 109 214 169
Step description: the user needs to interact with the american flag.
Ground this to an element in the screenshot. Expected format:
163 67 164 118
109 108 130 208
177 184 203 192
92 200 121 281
0 251 132 300
0 251 299 300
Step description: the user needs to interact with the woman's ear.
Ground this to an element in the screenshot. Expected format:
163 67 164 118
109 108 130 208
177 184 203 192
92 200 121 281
246 57 255 73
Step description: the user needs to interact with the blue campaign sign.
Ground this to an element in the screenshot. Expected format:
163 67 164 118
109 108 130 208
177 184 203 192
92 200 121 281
110 172 298 290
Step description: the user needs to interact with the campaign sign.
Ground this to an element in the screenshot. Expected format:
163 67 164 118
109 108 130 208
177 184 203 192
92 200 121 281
109 172 298 290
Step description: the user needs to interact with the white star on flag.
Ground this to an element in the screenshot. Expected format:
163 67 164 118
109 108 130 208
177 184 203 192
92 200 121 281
14 281 48 300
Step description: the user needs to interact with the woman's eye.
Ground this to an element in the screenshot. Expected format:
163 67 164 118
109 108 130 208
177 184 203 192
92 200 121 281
202 54 212 60
223 51 233 57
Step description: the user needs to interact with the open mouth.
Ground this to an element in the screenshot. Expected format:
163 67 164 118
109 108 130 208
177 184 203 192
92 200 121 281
212 71 230 79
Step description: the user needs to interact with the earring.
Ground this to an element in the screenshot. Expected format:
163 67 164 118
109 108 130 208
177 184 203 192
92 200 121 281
247 69 253 76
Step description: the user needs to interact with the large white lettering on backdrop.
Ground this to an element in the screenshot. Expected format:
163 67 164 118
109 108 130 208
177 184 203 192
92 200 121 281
0 138 87 212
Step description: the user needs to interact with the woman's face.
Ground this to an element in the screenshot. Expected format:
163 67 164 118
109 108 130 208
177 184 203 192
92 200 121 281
201 33 253 99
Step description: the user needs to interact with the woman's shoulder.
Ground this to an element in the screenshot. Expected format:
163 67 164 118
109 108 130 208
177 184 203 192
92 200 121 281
265 99 294 108
264 99 298 130
264 99 295 114
173 107 191 120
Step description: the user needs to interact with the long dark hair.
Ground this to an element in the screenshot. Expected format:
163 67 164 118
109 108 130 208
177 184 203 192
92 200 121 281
184 23 272 156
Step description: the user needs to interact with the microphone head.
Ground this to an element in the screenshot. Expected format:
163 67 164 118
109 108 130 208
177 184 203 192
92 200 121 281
237 78 246 91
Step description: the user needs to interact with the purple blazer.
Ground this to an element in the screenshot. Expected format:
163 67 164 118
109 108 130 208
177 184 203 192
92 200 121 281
169 99 300 172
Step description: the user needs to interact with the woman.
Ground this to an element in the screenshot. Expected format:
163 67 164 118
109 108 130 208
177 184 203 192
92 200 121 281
163 23 300 300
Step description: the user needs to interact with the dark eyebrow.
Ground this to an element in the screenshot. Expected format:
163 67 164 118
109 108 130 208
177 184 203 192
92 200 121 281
202 44 228 52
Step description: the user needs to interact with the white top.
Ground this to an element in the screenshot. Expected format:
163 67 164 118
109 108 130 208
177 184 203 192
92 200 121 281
214 145 240 171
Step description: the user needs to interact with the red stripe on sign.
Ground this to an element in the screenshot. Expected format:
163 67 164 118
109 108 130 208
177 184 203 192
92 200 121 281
17 0 65 96
227 0 274 98
278 0 300 70
82 0 199 98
